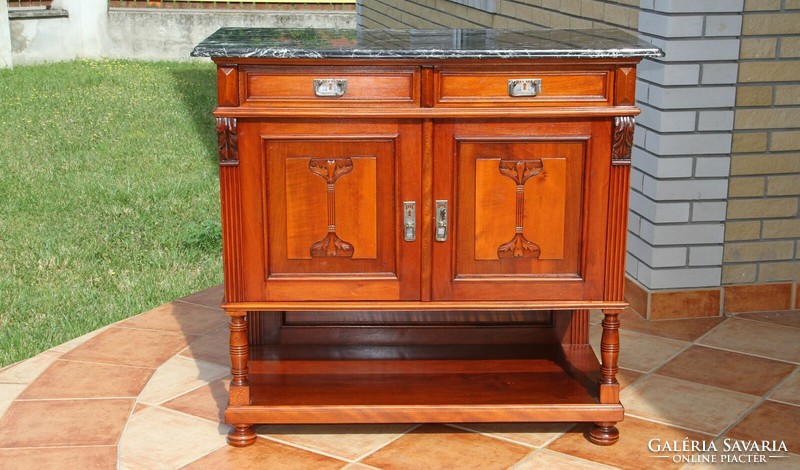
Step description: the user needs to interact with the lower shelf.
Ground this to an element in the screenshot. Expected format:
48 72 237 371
226 343 623 425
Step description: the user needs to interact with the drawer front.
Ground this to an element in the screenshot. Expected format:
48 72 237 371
435 67 612 107
242 66 419 107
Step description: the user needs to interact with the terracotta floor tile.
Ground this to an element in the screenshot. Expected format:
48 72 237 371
61 327 196 368
548 416 713 470
691 448 800 469
119 301 226 336
178 284 224 308
162 378 228 423
134 403 150 414
698 318 800 363
0 446 117 469
257 423 415 461
590 326 687 373
19 359 154 399
770 370 800 406
727 401 800 454
0 351 60 384
0 398 134 447
137 356 229 405
514 449 616 469
48 327 109 354
118 406 226 469
736 311 800 329
0 383 27 419
361 424 531 470
453 422 573 447
621 374 758 435
617 368 642 390
619 309 726 342
179 326 231 366
182 436 347 469
655 345 796 396
343 464 381 470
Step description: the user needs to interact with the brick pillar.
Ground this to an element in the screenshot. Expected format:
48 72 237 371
0 0 11 68
626 0 744 318
722 0 800 314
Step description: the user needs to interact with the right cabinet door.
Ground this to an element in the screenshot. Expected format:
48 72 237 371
432 119 612 302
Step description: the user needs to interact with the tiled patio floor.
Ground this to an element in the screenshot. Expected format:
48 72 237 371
1 285 798 469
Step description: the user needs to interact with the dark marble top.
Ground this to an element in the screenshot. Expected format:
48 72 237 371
191 28 664 60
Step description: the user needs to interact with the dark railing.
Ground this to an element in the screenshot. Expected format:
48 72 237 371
7 1 53 7
108 0 355 9
6 1 355 10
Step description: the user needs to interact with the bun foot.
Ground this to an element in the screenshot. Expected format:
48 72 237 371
588 422 619 446
228 424 257 447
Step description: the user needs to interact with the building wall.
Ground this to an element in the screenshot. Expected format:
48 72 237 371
6 3 355 65
0 0 11 68
358 0 799 316
358 0 639 31
723 0 800 301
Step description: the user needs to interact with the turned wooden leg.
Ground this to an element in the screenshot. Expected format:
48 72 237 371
590 309 622 445
598 309 621 405
228 424 257 447
227 311 255 447
589 422 619 446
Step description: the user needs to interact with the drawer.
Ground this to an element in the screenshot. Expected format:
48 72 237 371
435 67 612 107
241 66 420 107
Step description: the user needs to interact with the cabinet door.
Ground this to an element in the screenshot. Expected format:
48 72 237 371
432 119 611 301
238 119 421 301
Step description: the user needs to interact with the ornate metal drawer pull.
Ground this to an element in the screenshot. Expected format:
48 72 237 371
508 79 542 97
435 200 448 242
403 201 416 242
313 79 348 97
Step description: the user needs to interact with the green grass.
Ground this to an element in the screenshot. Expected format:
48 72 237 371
0 60 223 367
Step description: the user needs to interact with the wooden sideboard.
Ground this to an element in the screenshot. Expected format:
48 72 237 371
193 28 662 447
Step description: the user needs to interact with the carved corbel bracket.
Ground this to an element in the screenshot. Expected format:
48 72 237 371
216 117 239 166
611 116 634 166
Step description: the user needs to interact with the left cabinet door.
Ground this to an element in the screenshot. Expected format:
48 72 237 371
237 119 421 301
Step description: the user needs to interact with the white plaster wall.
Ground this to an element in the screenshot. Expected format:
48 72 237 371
0 1 12 68
9 3 355 65
10 0 109 65
106 9 356 61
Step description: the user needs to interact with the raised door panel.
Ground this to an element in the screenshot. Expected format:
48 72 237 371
432 119 611 301
238 119 421 301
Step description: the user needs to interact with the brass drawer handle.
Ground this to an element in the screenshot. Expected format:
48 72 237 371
313 79 348 97
508 79 542 97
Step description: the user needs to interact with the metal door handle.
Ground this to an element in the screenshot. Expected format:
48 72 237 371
435 200 448 242
403 201 416 242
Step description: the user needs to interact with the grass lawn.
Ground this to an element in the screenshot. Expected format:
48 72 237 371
0 60 222 367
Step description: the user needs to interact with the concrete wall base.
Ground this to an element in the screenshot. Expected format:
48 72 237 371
7 5 355 65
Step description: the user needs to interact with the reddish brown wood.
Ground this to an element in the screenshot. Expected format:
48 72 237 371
589 422 620 446
207 55 642 447
435 65 613 107
566 309 590 344
421 66 435 108
222 300 628 311
227 424 257 447
611 116 634 166
420 119 434 301
217 117 243 304
217 65 239 107
614 66 636 106
599 309 621 401
240 65 420 107
223 344 623 424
